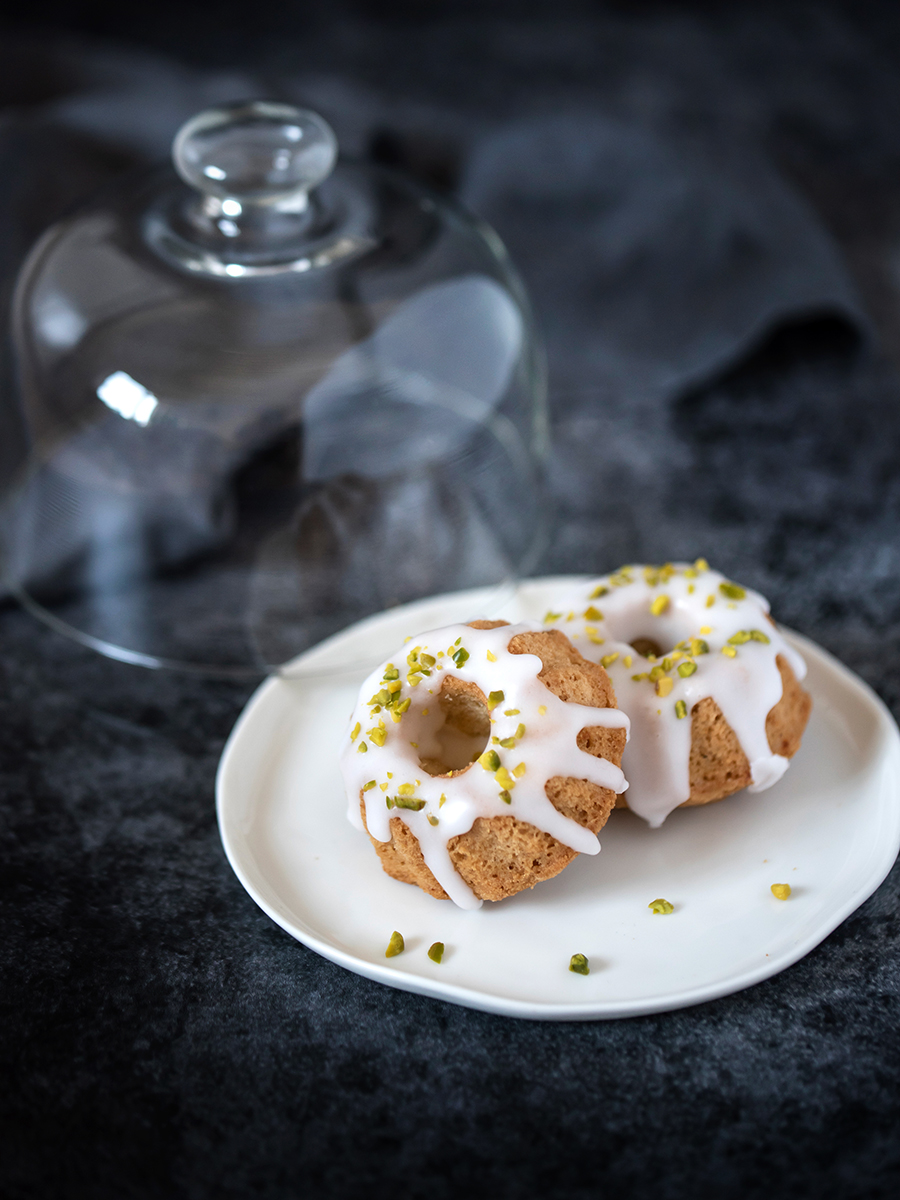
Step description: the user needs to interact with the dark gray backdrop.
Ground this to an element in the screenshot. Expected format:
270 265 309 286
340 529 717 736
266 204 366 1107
3 3 900 1197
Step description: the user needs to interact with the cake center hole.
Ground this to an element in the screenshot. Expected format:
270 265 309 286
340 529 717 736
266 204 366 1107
629 636 663 658
602 609 699 659
418 678 490 776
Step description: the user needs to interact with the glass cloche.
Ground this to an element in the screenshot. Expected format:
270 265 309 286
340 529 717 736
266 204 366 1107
0 101 546 677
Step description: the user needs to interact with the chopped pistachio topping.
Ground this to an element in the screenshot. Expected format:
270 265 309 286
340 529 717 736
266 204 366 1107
357 741 368 753
370 664 414 720
379 782 389 792
391 795 425 811
661 657 673 672
675 699 688 719
632 673 649 682
728 630 752 645
677 661 697 678
684 567 698 579
479 750 501 772
385 931 405 957
691 638 709 656
587 632 606 645
649 898 674 914
569 953 590 975
695 558 709 571
589 584 609 599
428 942 444 963
601 652 619 668
368 728 387 748
513 762 527 778
488 690 505 711
771 883 792 901
452 647 469 668
515 723 526 740
439 794 447 806
687 584 695 594
583 605 604 621
363 780 377 791
350 722 361 741
610 569 634 588
699 625 712 635
427 815 440 826
486 649 497 662
750 629 771 643
649 665 666 682
397 783 416 796
504 708 520 716
419 653 436 668
705 594 715 608
719 581 746 600
499 790 512 804
543 610 563 623
498 736 516 749
650 595 670 616
623 655 633 668
656 676 673 698
538 705 547 716
495 766 516 791
421 708 429 716
721 645 738 658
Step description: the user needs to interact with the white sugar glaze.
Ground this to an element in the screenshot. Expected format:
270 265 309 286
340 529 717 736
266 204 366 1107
340 621 629 909
548 563 807 828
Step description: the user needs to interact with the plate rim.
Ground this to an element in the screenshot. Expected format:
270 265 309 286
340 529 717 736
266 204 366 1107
216 580 900 1021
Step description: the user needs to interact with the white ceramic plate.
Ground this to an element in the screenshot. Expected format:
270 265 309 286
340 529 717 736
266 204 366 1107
216 579 900 1020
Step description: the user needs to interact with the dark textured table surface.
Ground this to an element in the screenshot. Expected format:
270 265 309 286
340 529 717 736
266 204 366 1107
3 3 900 1197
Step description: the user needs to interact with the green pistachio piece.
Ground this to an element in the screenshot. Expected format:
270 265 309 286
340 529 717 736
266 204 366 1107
385 931 405 957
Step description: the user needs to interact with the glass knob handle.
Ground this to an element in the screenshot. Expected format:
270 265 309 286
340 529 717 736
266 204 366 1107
172 101 338 213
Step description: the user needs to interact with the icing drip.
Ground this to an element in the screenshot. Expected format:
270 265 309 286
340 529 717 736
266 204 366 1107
548 563 807 828
340 622 630 910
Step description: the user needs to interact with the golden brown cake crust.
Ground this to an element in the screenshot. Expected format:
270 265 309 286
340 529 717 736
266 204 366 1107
614 652 812 810
360 623 625 902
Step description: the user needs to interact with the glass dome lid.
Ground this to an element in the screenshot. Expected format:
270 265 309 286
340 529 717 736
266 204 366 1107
0 101 547 677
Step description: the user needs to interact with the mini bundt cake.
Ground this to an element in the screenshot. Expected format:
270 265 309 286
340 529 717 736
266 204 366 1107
341 620 629 908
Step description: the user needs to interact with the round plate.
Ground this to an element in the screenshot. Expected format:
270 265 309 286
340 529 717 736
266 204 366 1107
216 578 900 1020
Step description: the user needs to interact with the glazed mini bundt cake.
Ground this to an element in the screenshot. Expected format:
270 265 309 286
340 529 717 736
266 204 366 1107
340 620 629 908
548 561 811 827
